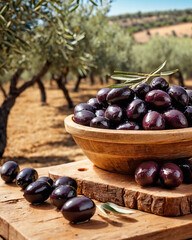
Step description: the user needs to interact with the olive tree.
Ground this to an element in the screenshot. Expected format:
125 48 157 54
70 3 133 90
131 36 192 85
0 0 102 158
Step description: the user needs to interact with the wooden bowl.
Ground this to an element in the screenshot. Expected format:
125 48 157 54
64 114 192 174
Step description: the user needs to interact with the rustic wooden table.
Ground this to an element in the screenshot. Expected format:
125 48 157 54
1 161 192 240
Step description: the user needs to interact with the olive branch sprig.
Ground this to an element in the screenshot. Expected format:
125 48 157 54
109 61 179 89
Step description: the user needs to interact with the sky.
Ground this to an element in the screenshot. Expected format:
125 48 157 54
108 0 192 16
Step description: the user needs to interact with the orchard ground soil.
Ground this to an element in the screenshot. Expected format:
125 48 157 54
0 77 192 169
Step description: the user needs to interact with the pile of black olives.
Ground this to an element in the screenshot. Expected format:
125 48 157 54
134 159 192 188
0 161 96 224
73 77 192 130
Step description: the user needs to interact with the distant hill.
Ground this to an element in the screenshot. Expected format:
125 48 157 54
133 22 192 43
109 9 192 35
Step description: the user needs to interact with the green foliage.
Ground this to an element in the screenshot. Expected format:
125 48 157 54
130 36 192 78
0 0 103 77
70 4 133 77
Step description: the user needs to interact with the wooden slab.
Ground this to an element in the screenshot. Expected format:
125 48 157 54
2 164 192 240
49 160 192 217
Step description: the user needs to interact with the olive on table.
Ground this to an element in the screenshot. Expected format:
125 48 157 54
134 161 159 187
16 168 38 190
53 176 77 190
24 181 52 204
50 185 77 209
61 197 96 224
1 161 20 183
159 163 183 188
174 159 192 184
37 176 53 186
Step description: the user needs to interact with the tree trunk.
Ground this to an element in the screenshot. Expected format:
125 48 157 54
50 78 53 87
9 68 23 94
62 67 69 84
0 83 7 99
100 77 104 85
169 75 174 84
16 61 51 96
177 71 185 87
63 73 68 85
0 96 16 157
37 79 46 103
105 75 109 84
0 108 8 158
0 61 51 158
73 75 82 92
90 73 95 85
55 75 73 108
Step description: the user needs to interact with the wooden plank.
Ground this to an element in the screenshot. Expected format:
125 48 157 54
0 167 50 240
2 193 192 240
49 160 192 217
1 164 192 239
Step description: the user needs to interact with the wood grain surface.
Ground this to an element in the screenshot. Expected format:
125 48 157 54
50 160 192 217
1 163 192 240
64 115 192 174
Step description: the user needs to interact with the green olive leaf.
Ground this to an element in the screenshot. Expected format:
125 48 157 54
96 205 109 215
161 69 179 75
106 202 135 214
99 202 135 215
110 61 179 89
150 60 167 75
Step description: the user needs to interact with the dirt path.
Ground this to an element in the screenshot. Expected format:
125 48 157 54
0 78 105 168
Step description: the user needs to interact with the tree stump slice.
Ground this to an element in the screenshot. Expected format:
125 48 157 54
49 160 192 217
2 163 192 239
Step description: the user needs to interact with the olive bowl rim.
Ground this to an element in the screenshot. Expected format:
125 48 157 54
64 115 192 144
